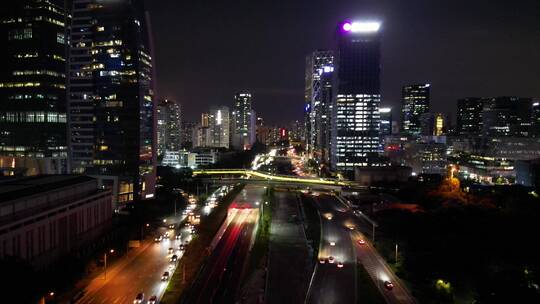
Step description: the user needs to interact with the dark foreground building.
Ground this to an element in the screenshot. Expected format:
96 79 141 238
0 0 70 175
0 175 112 269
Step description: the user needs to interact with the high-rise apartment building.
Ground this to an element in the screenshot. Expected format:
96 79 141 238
332 21 382 172
181 121 196 149
208 106 230 148
456 97 483 135
0 0 70 175
68 0 156 204
401 84 430 135
305 50 334 162
156 99 181 156
232 92 255 150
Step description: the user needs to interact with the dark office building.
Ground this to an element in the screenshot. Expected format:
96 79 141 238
456 97 483 135
401 84 430 135
482 96 532 137
332 21 382 172
68 0 156 205
0 0 70 174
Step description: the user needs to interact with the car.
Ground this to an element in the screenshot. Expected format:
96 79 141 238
178 244 185 251
148 295 158 304
347 225 355 230
337 261 344 268
170 255 178 263
182 210 188 215
329 241 336 246
358 239 366 245
168 224 175 229
133 293 144 304
168 247 174 254
154 236 162 242
326 214 333 220
175 234 181 240
384 280 394 290
164 232 169 238
161 271 170 281
328 256 335 263
319 258 326 264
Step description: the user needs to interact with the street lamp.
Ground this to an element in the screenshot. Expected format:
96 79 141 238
104 249 115 280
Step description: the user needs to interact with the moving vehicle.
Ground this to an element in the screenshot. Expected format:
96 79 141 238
328 256 335 263
168 247 174 254
337 261 344 268
133 293 144 304
161 271 170 281
148 295 158 304
154 236 162 242
170 255 178 263
168 224 175 229
319 258 326 264
384 280 394 290
358 239 366 245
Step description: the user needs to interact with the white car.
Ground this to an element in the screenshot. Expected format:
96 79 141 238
328 256 335 263
330 241 336 246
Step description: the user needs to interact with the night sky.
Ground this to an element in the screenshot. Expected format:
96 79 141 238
146 0 540 125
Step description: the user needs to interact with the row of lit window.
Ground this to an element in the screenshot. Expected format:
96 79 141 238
8 28 32 40
13 70 65 78
0 112 66 123
8 93 58 100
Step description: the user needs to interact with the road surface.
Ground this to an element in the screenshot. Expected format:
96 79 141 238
306 194 356 304
75 218 188 304
183 185 263 304
266 190 311 304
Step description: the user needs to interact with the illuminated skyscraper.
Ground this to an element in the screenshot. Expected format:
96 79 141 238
332 21 382 172
232 92 255 150
157 99 182 156
208 105 230 149
379 107 392 136
305 50 334 163
401 84 430 135
68 0 156 204
0 0 70 174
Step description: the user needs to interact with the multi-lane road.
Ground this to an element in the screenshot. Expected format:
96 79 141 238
183 185 263 304
306 192 416 304
306 194 356 304
75 217 188 304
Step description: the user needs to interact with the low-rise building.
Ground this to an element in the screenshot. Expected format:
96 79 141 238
0 175 112 269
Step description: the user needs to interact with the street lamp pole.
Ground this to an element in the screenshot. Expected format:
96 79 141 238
103 249 114 280
395 243 399 263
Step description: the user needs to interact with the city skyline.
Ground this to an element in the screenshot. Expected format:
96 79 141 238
146 0 540 124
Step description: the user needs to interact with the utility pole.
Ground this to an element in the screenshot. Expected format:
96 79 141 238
395 243 399 263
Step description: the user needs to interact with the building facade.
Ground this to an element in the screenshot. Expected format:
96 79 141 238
68 0 156 204
332 21 382 172
232 92 255 150
401 84 430 135
379 107 392 136
0 0 70 175
305 50 334 162
156 99 181 157
456 97 483 135
208 106 230 149
0 175 112 269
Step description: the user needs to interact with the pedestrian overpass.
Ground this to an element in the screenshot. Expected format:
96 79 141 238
192 169 353 187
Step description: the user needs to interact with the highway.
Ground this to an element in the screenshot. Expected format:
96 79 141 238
183 185 263 304
306 194 356 304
